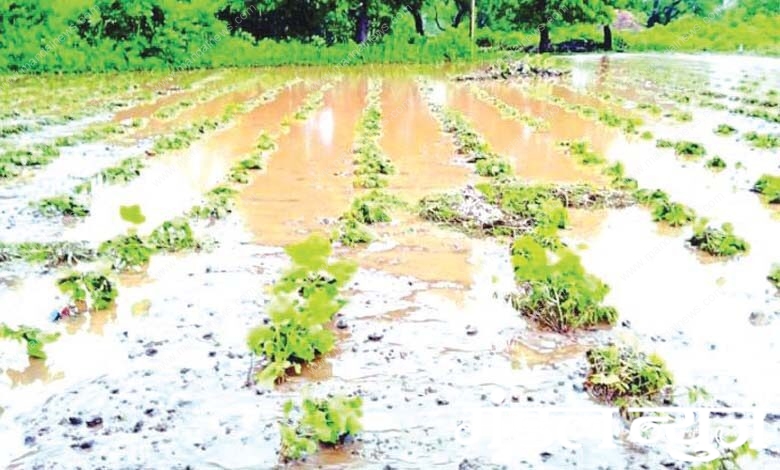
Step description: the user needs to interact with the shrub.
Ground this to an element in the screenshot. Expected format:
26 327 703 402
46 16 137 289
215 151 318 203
688 219 750 257
280 395 363 461
246 235 357 384
584 344 673 408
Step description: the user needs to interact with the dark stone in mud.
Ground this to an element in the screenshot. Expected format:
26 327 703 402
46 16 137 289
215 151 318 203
133 421 144 433
68 417 83 426
368 332 384 341
621 320 631 328
71 440 94 450
540 452 553 462
436 397 449 406
145 348 158 356
465 325 478 335
458 459 480 470
86 417 103 428
765 413 780 423
336 318 349 329
24 436 35 446
749 311 771 326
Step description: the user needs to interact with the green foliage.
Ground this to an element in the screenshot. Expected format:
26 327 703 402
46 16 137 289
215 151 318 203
743 131 780 149
704 156 727 171
0 241 95 266
189 186 238 219
714 123 738 136
768 264 780 290
437 108 510 176
280 395 363 461
152 119 220 153
246 235 357 384
56 271 117 311
656 139 706 158
639 130 653 140
0 324 60 360
336 217 374 246
478 182 568 230
559 140 606 165
475 157 512 176
99 158 144 184
602 162 639 191
634 189 696 227
688 219 750 257
347 190 401 225
34 195 90 217
584 344 674 408
98 233 154 271
509 235 617 332
418 193 463 224
147 218 198 252
120 204 146 224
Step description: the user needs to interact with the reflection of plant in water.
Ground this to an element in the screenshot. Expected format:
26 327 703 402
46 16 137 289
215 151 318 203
0 324 60 359
247 235 356 384
57 271 117 311
688 219 749 257
584 344 673 409
279 395 363 461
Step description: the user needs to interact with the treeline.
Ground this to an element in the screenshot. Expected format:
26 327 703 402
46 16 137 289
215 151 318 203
0 0 778 74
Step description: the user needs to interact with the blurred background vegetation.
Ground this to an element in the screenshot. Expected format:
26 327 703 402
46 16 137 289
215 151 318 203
0 0 777 73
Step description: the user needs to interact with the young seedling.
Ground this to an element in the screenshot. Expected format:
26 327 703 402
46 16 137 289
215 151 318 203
279 395 363 461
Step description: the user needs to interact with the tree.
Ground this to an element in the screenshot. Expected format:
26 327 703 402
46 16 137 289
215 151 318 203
641 0 718 27
512 0 613 52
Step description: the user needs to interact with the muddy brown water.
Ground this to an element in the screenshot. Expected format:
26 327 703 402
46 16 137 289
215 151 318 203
2 55 780 469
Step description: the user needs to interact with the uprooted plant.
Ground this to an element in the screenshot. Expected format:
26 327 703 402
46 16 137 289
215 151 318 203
247 235 357 384
584 343 674 410
279 395 363 461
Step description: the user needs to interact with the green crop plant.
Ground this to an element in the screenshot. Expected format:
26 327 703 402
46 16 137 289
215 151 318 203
559 140 606 166
34 195 90 217
704 156 727 171
509 235 617 332
768 264 780 290
335 217 374 246
347 190 401 225
147 218 198 252
189 186 238 220
477 182 568 230
247 235 357 384
98 157 144 184
651 200 696 227
688 219 750 257
743 131 780 149
584 344 673 409
56 271 117 311
279 395 363 461
0 324 60 360
752 174 780 203
98 233 154 271
475 157 512 176
713 124 737 136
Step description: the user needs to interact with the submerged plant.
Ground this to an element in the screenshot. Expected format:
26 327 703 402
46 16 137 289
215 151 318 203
509 235 617 332
688 219 750 257
189 186 238 219
56 271 117 311
247 235 357 384
279 395 363 461
584 344 674 409
0 324 60 359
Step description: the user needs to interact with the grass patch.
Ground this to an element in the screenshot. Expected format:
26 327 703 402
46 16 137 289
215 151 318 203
584 344 673 408
280 395 363 461
247 235 356 384
688 219 750 257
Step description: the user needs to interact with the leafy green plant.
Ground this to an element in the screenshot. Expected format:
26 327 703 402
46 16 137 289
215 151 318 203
650 200 696 227
120 204 146 224
56 271 118 311
99 157 144 184
743 131 780 149
247 235 357 384
688 219 750 257
147 218 198 252
584 344 673 408
0 324 60 359
509 235 617 332
752 174 780 203
34 195 90 217
189 186 238 219
704 156 727 171
713 123 737 136
98 233 154 271
559 140 605 165
280 395 363 461
768 264 780 290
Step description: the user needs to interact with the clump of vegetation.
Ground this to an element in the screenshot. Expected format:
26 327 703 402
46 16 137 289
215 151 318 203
704 156 727 171
672 110 692 122
634 188 696 227
256 131 277 152
98 233 154 271
247 235 357 384
743 131 780 149
602 162 639 191
147 218 199 252
768 264 780 291
639 130 653 140
435 107 510 176
0 324 60 359
559 140 605 166
656 139 706 159
294 90 326 120
34 195 90 217
0 123 34 137
352 80 395 188
57 272 118 311
584 344 674 409
752 174 780 204
509 235 617 332
189 186 238 219
713 123 737 136
279 395 363 461
0 241 95 267
98 157 144 184
598 110 642 134
418 193 465 225
688 219 750 257
152 118 220 153
336 190 402 246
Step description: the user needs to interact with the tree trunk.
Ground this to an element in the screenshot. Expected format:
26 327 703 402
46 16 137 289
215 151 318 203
452 0 469 28
647 0 661 27
407 6 424 36
603 24 612 51
538 25 551 53
355 1 369 43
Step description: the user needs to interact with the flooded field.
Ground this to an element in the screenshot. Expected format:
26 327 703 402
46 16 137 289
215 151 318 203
1 54 779 469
